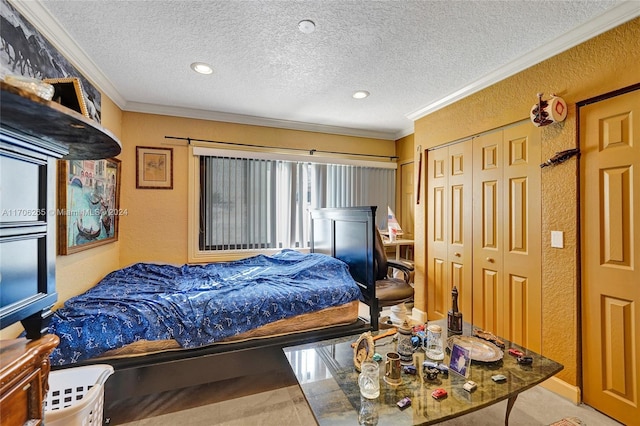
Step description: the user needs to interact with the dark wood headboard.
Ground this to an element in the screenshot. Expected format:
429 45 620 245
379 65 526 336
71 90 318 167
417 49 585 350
310 206 380 329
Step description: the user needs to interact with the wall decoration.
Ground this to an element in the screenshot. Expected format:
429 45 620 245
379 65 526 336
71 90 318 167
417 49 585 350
0 0 101 122
449 343 471 377
136 146 174 189
58 158 122 255
530 92 567 127
540 148 581 168
44 77 91 118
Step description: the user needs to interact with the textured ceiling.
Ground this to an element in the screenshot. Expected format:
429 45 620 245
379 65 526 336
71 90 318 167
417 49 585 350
13 1 640 139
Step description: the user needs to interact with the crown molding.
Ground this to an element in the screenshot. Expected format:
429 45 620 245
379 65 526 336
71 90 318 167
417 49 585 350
406 1 640 121
10 0 398 141
394 126 415 140
125 102 398 140
15 0 633 141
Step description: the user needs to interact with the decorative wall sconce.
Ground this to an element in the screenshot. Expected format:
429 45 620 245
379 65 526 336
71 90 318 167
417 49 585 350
530 93 567 127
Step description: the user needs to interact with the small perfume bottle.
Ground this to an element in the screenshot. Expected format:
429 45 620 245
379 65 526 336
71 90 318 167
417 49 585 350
448 286 463 335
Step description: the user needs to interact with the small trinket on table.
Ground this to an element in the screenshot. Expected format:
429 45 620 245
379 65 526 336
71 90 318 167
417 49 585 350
384 352 403 386
423 361 438 369
353 332 375 372
508 348 525 357
447 286 463 335
402 365 417 375
411 335 422 349
431 388 447 399
517 355 533 365
424 367 439 381
397 397 412 409
491 374 507 382
473 328 505 348
396 320 415 365
422 360 448 375
434 363 449 375
463 380 477 392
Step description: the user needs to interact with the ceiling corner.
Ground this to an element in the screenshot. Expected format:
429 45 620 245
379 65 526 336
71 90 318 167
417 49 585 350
406 1 640 122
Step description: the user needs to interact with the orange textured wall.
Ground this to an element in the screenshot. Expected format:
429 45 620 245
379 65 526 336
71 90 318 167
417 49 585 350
119 112 396 266
55 95 123 305
395 133 415 162
395 133 415 234
410 17 640 387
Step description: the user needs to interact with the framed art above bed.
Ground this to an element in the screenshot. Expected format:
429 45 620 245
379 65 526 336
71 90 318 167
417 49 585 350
57 157 122 254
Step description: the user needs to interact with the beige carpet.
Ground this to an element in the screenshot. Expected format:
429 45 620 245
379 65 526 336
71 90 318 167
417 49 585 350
118 384 621 426
117 385 315 426
548 417 584 426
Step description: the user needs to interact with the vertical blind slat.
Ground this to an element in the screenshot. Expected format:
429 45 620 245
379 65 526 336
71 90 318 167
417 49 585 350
200 155 395 251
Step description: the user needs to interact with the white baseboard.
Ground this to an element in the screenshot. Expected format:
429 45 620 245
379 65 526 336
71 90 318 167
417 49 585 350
411 307 428 323
540 376 581 405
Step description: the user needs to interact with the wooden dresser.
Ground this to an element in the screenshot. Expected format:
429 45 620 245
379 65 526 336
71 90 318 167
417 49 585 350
0 334 59 426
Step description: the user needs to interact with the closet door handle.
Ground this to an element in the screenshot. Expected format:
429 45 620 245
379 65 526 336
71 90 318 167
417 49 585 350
454 252 461 257
486 257 495 263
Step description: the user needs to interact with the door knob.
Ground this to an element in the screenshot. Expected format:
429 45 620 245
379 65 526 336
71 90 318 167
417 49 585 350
454 252 461 257
486 257 495 263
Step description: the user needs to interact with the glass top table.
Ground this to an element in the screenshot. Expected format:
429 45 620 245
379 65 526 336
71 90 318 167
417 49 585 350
283 322 563 425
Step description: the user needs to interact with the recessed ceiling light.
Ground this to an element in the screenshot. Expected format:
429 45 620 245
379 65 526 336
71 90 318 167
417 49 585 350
298 20 315 34
190 62 213 75
352 90 370 99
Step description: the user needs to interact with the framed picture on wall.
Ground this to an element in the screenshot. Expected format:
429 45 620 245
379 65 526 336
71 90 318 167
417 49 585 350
44 77 90 118
136 146 173 189
58 158 122 255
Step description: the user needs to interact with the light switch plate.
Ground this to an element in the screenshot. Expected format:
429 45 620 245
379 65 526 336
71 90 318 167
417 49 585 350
551 231 564 248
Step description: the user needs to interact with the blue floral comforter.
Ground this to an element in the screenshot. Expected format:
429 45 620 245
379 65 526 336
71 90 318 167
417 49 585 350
47 250 361 366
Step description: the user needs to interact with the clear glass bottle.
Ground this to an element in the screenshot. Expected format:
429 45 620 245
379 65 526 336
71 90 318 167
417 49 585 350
358 395 379 425
358 361 380 399
425 324 444 360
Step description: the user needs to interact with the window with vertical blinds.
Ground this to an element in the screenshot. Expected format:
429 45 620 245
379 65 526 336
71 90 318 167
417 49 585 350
199 155 395 251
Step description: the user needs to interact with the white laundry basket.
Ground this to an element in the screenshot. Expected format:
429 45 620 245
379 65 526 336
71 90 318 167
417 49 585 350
44 364 114 426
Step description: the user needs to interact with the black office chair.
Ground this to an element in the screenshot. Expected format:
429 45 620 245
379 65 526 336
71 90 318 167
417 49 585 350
369 228 414 328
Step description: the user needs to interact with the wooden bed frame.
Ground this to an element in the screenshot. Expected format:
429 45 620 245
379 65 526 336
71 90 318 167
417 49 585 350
52 206 379 424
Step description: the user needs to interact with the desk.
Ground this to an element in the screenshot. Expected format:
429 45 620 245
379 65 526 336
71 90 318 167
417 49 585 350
283 322 563 425
383 238 414 261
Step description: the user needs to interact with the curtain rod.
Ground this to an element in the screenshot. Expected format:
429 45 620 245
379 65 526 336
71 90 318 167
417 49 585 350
164 136 398 161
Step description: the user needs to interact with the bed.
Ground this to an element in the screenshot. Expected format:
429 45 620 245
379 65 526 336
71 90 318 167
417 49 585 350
46 206 379 421
47 250 362 366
